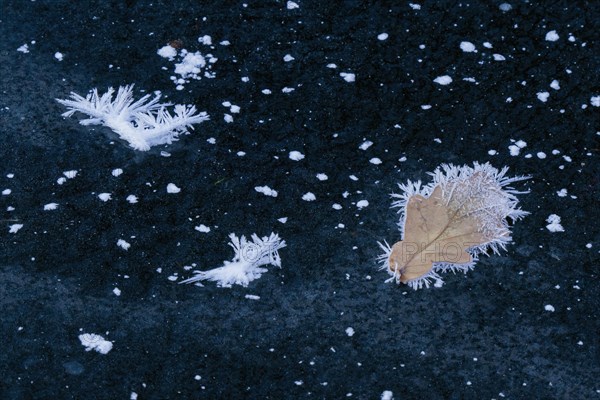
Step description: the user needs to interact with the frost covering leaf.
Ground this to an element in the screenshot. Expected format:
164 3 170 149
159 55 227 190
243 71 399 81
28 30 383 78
57 85 209 151
180 233 286 288
378 162 529 290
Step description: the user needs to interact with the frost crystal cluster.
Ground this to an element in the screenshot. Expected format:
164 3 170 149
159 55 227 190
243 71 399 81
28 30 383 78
379 162 529 290
180 233 286 288
57 85 209 151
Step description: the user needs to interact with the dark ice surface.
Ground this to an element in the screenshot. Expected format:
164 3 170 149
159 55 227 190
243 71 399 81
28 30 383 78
1 1 599 399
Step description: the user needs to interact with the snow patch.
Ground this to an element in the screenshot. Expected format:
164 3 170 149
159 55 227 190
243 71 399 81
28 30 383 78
289 150 305 161
340 72 356 82
195 224 211 233
545 30 559 42
433 75 452 85
79 333 113 354
460 41 476 52
167 183 181 193
117 239 131 250
44 203 58 210
546 214 564 232
302 192 316 201
255 186 278 197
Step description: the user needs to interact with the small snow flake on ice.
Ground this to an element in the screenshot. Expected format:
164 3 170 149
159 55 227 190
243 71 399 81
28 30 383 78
544 304 555 312
550 80 560 90
545 30 559 42
556 189 568 197
79 333 113 354
117 239 131 250
286 1 299 9
493 54 506 61
98 193 112 202
198 35 212 45
332 203 342 210
421 105 432 110
345 327 355 337
44 203 58 210
9 224 23 234
302 192 316 201
340 72 356 82
370 157 382 165
289 150 305 161
224 114 234 123
409 3 421 10
113 287 121 296
167 183 181 193
499 3 512 11
316 173 328 181
515 140 527 148
591 96 600 107
126 195 138 204
17 44 29 53
537 92 550 102
157 45 177 60
536 152 546 159
64 170 78 179
180 233 286 287
54 52 64 61
255 185 278 197
111 168 123 177
2 189 11 195
245 294 260 300
195 224 211 233
381 391 394 400
377 33 389 41
356 200 369 209
278 217 288 223
283 54 295 62
359 140 373 150
433 75 452 85
546 214 564 232
460 41 476 52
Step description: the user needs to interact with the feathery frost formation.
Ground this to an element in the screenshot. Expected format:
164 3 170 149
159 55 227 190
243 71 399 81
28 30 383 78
379 162 530 290
180 233 286 288
57 85 209 151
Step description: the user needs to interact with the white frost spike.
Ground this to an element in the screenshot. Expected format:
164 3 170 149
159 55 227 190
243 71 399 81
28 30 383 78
180 233 286 288
57 85 210 151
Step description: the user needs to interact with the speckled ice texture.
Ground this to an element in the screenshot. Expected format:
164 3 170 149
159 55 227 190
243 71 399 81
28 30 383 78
1 1 599 399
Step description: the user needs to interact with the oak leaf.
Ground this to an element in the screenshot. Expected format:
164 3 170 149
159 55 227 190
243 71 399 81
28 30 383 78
379 163 529 289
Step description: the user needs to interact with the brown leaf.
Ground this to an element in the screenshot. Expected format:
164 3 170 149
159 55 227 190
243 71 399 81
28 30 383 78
389 185 489 283
382 163 529 289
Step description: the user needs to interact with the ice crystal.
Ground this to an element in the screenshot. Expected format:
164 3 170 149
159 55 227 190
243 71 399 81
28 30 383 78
180 233 286 288
57 85 209 151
